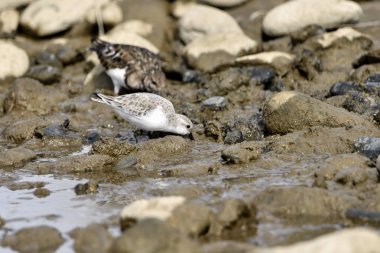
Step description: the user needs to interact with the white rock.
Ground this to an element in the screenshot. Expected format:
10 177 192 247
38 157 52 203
20 0 108 36
171 1 198 18
0 9 19 36
179 4 243 44
86 1 123 26
263 0 363 37
107 20 153 37
185 33 257 71
0 0 33 11
257 228 380 253
236 51 295 67
0 40 29 79
317 27 369 48
120 196 186 221
199 0 248 8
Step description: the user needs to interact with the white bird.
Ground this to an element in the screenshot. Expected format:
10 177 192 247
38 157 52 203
91 93 193 135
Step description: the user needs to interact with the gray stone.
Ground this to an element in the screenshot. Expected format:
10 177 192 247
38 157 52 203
201 96 226 110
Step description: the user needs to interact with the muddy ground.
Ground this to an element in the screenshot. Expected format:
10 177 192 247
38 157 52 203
1 0 380 252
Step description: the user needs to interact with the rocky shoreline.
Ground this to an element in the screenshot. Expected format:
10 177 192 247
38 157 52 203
1 0 380 252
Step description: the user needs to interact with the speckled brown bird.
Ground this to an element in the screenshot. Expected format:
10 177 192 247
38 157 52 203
90 39 166 94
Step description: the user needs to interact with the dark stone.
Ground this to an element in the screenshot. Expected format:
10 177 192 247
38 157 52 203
33 187 51 198
329 82 360 96
55 46 83 65
74 180 99 195
346 209 380 226
85 132 100 144
364 73 380 94
290 24 325 45
343 92 373 115
353 49 380 68
33 51 63 68
249 66 276 89
26 65 62 84
354 136 380 161
224 130 244 145
295 49 323 80
2 226 64 253
182 70 204 83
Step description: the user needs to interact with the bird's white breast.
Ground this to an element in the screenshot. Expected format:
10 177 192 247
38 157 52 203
116 106 169 132
106 68 126 88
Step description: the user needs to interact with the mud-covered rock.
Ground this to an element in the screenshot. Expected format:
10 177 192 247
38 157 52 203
70 224 113 253
114 155 139 177
120 196 186 230
263 0 362 37
255 228 380 253
254 186 350 221
3 78 67 114
0 40 29 79
74 180 99 195
290 24 325 45
205 120 224 142
221 141 262 164
294 49 322 80
355 136 380 161
353 49 380 68
2 225 64 253
91 137 135 158
0 147 36 167
7 181 45 191
263 91 376 135
33 187 51 198
166 202 212 237
2 117 48 143
135 136 190 164
209 198 257 237
342 91 377 115
110 219 201 253
335 166 375 186
224 114 265 144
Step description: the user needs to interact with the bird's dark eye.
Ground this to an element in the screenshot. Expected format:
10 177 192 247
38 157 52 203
186 125 191 129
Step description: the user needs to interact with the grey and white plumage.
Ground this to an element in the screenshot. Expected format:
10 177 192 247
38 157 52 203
91 93 193 135
89 39 166 94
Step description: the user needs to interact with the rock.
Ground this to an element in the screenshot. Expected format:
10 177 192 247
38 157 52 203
70 224 113 253
224 114 265 144
110 219 201 253
74 180 99 195
120 196 186 229
54 154 113 173
114 155 138 177
364 73 380 93
26 65 62 84
343 92 377 115
7 181 45 191
255 228 380 253
0 40 29 79
248 66 276 89
335 166 373 186
184 33 258 71
167 202 213 237
20 0 108 36
263 0 362 37
346 209 380 226
2 225 64 253
329 81 360 96
0 147 36 167
86 1 122 26
290 24 325 45
294 49 322 80
179 4 243 44
221 141 262 164
353 49 380 68
108 20 153 37
91 137 135 158
254 186 349 221
236 51 295 70
32 51 63 68
199 0 248 8
355 136 380 161
209 199 256 237
0 0 32 11
317 27 371 49
204 120 224 142
0 9 19 38
2 117 49 144
263 91 376 135
33 187 51 198
55 45 83 65
3 78 68 114
136 136 190 164
201 96 226 111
